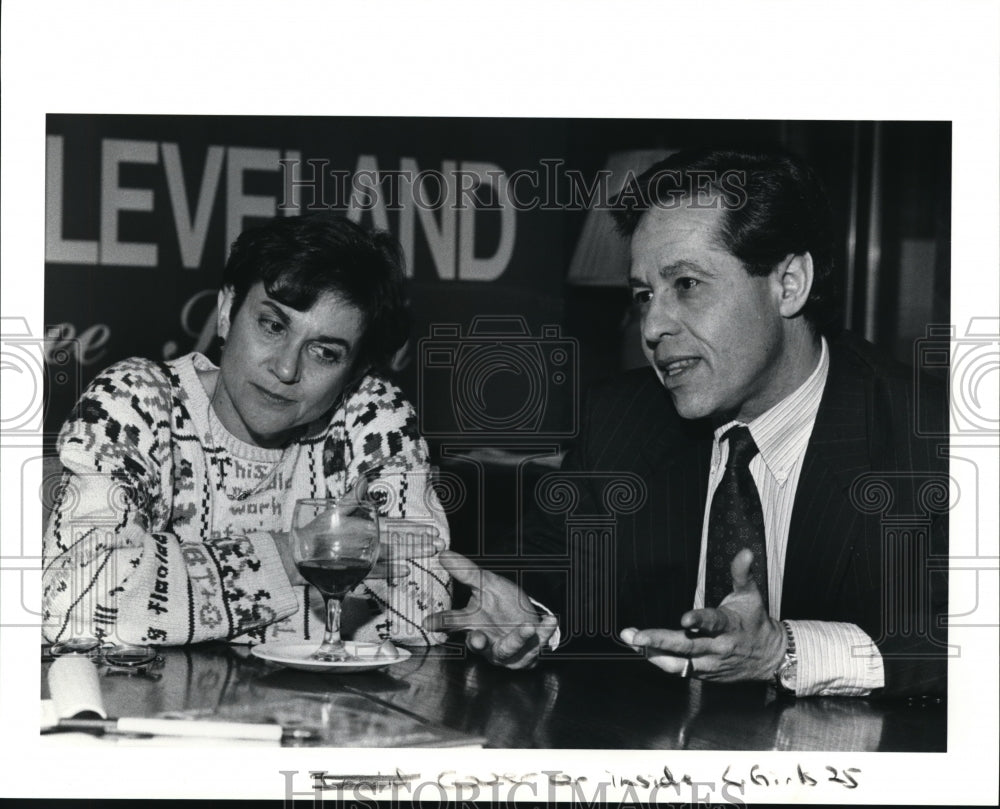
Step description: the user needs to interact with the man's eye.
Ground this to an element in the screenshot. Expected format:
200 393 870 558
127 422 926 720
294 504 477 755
631 289 653 305
677 277 700 291
259 317 285 335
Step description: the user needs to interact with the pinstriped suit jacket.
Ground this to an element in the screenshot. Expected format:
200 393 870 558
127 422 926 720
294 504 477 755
527 331 949 697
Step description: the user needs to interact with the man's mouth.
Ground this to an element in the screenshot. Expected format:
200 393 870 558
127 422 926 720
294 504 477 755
658 357 700 378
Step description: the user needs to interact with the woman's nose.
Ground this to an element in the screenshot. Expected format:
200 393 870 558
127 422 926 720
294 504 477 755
271 343 301 384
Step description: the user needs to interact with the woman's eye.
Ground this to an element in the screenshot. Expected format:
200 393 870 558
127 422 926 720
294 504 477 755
631 289 652 305
677 277 700 291
313 346 344 365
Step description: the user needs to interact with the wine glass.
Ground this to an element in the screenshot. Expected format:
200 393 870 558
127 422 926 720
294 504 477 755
290 498 380 662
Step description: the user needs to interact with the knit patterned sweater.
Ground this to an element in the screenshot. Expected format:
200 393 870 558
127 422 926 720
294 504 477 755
42 353 451 647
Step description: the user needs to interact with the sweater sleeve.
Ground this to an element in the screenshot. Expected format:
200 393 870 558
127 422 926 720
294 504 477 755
330 375 452 646
41 359 298 646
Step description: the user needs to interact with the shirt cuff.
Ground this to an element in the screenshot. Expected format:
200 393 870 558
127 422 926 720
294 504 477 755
244 531 300 617
785 620 885 697
528 597 561 650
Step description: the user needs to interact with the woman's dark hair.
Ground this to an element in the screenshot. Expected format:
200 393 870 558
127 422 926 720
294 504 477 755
222 214 410 375
611 147 839 333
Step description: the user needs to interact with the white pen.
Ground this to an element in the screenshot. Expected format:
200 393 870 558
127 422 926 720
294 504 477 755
43 716 317 742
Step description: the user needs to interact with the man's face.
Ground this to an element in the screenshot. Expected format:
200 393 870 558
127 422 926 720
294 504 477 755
213 282 365 447
629 203 792 423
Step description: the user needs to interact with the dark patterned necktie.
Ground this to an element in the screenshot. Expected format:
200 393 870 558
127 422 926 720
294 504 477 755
705 425 769 612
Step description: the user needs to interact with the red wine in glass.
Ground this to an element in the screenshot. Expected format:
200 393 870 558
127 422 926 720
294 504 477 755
297 557 372 599
290 499 380 662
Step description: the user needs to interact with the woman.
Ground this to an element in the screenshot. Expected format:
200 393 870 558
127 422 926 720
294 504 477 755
42 215 450 647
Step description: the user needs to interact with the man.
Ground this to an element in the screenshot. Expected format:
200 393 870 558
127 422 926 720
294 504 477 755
425 148 949 698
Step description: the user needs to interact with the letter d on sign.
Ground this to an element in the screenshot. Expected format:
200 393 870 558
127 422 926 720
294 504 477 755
458 161 516 282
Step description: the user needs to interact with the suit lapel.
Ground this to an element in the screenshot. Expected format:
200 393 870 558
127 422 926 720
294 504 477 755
640 413 711 618
781 341 873 618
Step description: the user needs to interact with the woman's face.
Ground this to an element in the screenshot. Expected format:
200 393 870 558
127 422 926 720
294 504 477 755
212 282 366 447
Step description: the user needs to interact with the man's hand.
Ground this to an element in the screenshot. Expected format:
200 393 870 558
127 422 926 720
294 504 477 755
620 549 786 682
423 550 559 670
379 519 447 562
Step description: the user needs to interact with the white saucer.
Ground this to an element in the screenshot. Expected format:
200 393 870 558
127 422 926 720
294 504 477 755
251 641 411 673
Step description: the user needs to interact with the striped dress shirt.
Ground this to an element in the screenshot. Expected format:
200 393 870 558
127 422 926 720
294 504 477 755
692 338 885 696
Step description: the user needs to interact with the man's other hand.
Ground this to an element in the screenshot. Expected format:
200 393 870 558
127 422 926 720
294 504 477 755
423 550 558 670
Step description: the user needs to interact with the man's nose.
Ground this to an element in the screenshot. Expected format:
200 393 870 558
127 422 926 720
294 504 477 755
641 295 681 345
271 343 301 384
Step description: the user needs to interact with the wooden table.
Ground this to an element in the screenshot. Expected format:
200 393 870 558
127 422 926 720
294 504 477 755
42 642 946 751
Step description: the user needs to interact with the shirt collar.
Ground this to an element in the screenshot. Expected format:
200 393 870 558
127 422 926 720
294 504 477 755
712 337 830 484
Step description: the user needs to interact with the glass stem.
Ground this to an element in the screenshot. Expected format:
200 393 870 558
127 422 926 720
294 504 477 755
314 596 348 660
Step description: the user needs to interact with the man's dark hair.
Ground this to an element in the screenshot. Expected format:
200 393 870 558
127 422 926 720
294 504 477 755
222 214 410 375
611 147 839 333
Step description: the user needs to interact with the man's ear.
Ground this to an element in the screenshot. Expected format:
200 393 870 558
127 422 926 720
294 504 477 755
776 253 814 318
217 286 236 341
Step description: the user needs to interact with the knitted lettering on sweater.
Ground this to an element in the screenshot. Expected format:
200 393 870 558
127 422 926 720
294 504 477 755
42 353 451 647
